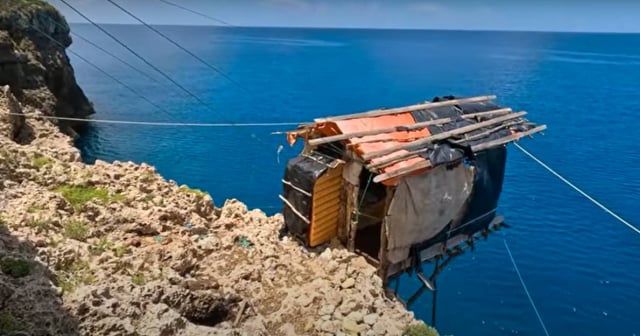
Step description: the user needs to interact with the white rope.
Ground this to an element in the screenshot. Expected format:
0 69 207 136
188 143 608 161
514 143 640 235
504 239 550 336
1 112 303 127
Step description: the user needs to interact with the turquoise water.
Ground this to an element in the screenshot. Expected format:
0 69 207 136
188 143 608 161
70 25 640 335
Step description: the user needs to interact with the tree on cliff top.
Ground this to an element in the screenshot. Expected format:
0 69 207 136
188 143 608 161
0 0 58 14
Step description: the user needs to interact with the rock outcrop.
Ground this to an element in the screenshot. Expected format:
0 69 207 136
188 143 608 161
0 0 94 134
0 1 437 336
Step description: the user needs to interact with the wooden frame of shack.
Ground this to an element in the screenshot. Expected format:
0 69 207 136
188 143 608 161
279 95 545 299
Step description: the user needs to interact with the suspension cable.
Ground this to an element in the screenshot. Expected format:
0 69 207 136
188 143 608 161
69 30 158 83
514 143 639 235
157 0 235 27
504 239 551 336
43 14 158 82
1 111 303 127
30 25 177 119
106 0 249 93
57 0 219 114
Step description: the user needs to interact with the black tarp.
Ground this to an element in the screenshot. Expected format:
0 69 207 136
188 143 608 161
410 146 507 252
408 96 531 167
282 152 334 242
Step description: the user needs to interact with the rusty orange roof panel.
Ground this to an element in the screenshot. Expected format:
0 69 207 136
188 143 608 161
312 112 432 185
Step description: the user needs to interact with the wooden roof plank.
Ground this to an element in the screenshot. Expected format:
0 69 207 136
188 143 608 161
372 125 547 183
368 119 532 171
373 160 432 183
470 125 547 152
361 111 528 161
308 107 512 146
313 95 497 123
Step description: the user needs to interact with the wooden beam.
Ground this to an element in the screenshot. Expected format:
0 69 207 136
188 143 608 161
308 107 512 146
367 150 427 171
367 119 528 171
470 125 547 152
372 125 546 183
361 111 527 161
451 120 528 144
373 160 432 183
313 95 497 123
279 195 310 224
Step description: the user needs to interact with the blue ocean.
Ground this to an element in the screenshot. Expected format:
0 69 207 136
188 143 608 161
69 25 640 336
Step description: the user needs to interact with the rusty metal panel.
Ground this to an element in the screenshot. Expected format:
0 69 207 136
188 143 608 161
309 162 344 247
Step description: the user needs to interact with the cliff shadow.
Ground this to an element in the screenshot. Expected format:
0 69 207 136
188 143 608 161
14 121 35 145
0 222 81 336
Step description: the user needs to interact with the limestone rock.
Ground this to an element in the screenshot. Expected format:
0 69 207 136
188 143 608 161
341 277 356 289
0 4 423 333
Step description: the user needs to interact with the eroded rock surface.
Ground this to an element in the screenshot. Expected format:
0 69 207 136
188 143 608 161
0 1 431 335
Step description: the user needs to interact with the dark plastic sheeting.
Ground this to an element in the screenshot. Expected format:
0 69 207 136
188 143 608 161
282 152 334 241
408 96 529 167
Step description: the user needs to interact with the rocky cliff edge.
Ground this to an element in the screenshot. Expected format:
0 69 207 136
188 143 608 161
0 2 436 336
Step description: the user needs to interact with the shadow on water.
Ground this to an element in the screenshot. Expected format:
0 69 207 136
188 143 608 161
0 223 81 335
72 122 100 164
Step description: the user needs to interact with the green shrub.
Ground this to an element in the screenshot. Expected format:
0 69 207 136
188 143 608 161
132 273 145 286
113 245 130 258
90 237 114 255
0 312 19 334
179 185 209 198
0 0 57 13
54 185 124 210
0 258 32 278
56 259 95 294
32 156 52 169
402 322 440 336
63 220 89 241
26 217 50 232
26 205 45 213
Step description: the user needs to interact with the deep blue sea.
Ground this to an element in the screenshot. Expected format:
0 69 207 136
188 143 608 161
69 24 640 336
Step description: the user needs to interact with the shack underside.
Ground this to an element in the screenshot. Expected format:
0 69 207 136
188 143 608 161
280 95 545 284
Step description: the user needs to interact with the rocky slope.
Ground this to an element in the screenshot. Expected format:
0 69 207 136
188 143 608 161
0 2 437 336
0 85 429 336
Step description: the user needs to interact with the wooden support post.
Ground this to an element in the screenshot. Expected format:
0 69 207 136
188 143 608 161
378 186 396 288
345 181 359 251
314 95 497 123
337 179 348 245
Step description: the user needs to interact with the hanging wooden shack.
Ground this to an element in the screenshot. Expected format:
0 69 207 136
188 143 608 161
279 95 546 293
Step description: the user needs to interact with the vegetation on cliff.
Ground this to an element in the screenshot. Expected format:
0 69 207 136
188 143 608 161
1 0 58 13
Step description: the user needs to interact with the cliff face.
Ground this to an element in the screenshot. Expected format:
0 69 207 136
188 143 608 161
0 2 435 336
0 0 94 134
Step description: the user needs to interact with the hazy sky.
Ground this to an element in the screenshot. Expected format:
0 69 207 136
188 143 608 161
45 0 640 33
